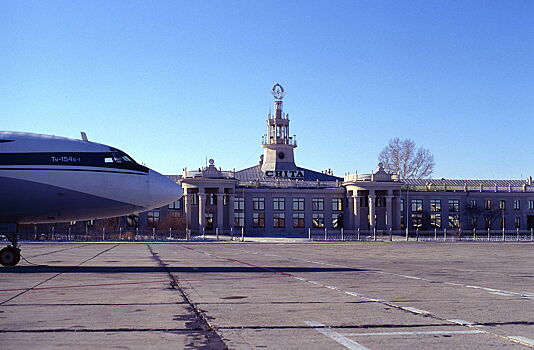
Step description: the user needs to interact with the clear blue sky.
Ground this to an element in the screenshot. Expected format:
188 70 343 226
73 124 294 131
2 0 533 179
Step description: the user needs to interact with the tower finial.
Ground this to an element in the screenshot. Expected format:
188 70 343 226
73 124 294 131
271 83 285 100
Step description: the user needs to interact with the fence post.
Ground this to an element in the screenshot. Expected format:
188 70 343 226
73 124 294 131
119 227 122 241
502 227 505 242
416 228 419 242
202 227 205 240
473 228 476 241
341 228 344 241
357 228 360 241
169 227 172 240
458 228 462 241
389 228 392 242
136 227 139 241
324 227 327 241
517 228 520 241
487 228 490 241
102 227 105 241
241 227 244 242
308 227 311 241
531 228 533 242
34 225 37 241
152 227 155 240
434 228 437 240
444 228 447 241
68 227 71 241
373 227 377 241
405 227 408 241
230 227 234 241
216 227 219 241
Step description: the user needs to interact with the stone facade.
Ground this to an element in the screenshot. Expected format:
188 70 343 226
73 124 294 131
133 84 534 236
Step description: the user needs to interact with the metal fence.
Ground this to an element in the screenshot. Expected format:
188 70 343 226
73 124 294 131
14 226 248 242
11 226 534 243
308 227 534 242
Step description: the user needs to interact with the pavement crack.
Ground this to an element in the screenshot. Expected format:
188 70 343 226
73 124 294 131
147 244 228 350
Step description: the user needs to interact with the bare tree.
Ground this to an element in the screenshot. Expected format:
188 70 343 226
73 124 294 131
378 138 434 179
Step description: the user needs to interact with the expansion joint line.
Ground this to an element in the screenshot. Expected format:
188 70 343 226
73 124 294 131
146 244 228 350
182 246 534 349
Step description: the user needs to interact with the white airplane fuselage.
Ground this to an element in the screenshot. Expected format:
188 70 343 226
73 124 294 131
0 131 182 224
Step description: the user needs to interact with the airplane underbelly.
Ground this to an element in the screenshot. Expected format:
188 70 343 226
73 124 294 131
0 167 149 207
0 171 147 223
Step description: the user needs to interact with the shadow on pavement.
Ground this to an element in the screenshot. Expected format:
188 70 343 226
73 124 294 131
1 266 370 274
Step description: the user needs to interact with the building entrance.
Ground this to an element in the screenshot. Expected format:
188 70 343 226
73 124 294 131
527 216 534 230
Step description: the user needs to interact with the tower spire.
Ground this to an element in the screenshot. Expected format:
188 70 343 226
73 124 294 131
260 84 299 176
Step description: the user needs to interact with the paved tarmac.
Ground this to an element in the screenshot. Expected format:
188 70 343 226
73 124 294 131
1 241 533 349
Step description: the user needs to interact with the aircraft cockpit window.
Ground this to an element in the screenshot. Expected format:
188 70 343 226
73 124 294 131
112 154 123 163
121 155 134 163
104 157 113 163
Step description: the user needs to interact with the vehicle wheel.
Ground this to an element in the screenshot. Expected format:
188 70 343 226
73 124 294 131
0 246 21 266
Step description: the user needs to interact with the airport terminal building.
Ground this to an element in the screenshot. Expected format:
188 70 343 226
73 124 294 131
136 84 534 236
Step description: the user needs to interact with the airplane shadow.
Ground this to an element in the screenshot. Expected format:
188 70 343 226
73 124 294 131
1 266 370 274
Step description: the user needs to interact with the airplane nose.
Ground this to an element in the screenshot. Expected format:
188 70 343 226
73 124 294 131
147 170 183 209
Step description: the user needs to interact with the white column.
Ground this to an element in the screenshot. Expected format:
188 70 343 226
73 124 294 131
216 190 224 231
385 195 393 231
347 192 354 229
228 194 235 230
368 190 376 231
352 193 360 230
198 192 206 232
183 189 191 229
395 196 402 230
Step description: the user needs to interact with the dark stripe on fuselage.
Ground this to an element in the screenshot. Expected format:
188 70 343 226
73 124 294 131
0 167 147 176
0 152 148 173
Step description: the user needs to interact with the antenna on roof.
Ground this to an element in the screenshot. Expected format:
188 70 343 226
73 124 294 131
80 132 88 142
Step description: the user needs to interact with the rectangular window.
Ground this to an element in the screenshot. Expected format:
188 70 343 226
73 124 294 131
253 197 265 210
312 198 324 211
191 194 198 205
168 199 181 210
448 214 460 228
430 199 441 212
499 200 506 210
469 200 477 209
470 216 478 229
332 213 343 228
331 198 343 211
448 200 460 213
514 216 521 229
148 211 160 227
126 215 138 228
485 200 492 210
312 213 325 228
208 194 217 205
411 200 423 212
293 213 305 228
411 213 423 228
223 195 228 206
430 213 442 228
293 197 305 211
400 199 404 212
273 197 285 211
234 197 245 211
529 200 534 210
400 214 405 229
513 200 520 210
234 212 244 227
253 212 265 228
485 216 492 229
273 213 285 228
